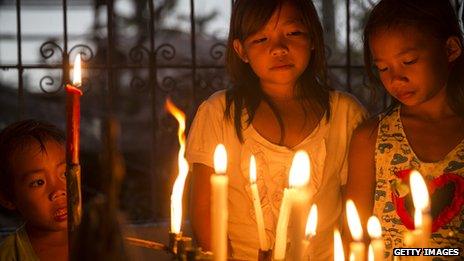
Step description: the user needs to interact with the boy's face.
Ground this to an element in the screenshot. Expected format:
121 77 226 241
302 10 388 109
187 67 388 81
9 139 67 232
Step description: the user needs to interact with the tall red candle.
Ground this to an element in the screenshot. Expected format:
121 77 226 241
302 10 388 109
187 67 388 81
66 54 83 164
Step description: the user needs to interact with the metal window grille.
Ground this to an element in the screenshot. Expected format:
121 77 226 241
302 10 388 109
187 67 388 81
0 0 390 223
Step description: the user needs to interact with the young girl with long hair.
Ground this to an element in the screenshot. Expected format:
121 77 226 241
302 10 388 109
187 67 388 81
346 0 464 258
187 0 366 259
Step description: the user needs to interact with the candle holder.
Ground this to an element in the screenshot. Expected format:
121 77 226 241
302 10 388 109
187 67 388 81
125 234 215 260
176 236 193 260
168 232 183 255
258 249 272 261
66 163 82 233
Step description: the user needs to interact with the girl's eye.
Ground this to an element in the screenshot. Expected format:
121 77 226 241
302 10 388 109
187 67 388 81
30 179 45 187
252 38 267 44
287 31 303 36
403 59 417 65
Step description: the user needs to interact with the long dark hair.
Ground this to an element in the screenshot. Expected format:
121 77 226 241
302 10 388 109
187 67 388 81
363 0 464 116
224 0 331 143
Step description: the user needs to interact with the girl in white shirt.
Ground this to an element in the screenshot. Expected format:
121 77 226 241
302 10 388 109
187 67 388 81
186 0 366 259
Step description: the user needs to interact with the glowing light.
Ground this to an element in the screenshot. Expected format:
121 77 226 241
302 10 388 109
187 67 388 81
166 99 189 234
214 144 227 174
305 204 318 237
289 150 310 188
346 199 363 241
72 54 82 86
410 170 429 211
367 216 382 239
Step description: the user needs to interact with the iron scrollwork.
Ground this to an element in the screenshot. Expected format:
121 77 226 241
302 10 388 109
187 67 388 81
159 76 177 92
40 40 64 61
69 44 95 63
129 45 150 64
39 41 64 94
209 43 226 61
155 43 176 61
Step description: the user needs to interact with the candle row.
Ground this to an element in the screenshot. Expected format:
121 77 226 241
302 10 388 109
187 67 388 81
338 170 431 261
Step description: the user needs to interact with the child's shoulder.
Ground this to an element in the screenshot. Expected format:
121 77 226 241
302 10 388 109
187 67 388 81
329 91 368 124
0 233 18 260
198 90 227 111
0 226 36 261
330 90 364 111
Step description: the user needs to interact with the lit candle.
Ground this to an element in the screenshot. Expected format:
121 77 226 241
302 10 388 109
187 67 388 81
406 170 431 250
346 199 365 261
211 144 228 261
249 155 269 250
368 244 374 261
66 54 83 234
367 216 384 261
288 151 311 261
334 229 345 261
166 99 189 234
302 204 317 258
66 54 83 165
274 188 291 260
274 151 311 260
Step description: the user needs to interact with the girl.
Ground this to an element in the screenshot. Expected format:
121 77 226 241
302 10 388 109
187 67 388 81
346 0 464 258
187 0 366 259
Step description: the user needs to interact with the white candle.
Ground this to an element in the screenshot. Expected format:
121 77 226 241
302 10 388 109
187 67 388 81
274 150 311 261
249 155 269 250
334 229 345 261
410 170 432 248
274 188 291 260
346 200 365 261
368 244 374 261
211 144 228 261
367 216 384 261
288 151 311 261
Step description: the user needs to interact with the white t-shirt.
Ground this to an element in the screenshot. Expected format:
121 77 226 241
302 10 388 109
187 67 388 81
186 90 366 260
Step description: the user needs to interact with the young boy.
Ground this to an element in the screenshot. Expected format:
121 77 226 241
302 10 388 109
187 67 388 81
0 119 68 260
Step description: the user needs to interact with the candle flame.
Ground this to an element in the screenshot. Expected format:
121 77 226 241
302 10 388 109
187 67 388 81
289 150 310 188
166 98 189 234
305 204 318 237
368 244 374 261
214 144 227 174
346 199 363 241
367 216 382 239
334 229 345 261
410 170 429 211
72 54 82 87
249 155 257 183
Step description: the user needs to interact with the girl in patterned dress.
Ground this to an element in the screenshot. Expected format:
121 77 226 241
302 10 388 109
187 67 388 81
186 0 366 259
346 0 464 259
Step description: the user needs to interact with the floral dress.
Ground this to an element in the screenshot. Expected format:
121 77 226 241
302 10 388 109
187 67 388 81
373 106 464 260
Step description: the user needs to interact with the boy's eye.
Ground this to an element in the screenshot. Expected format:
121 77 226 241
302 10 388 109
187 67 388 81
30 179 45 187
